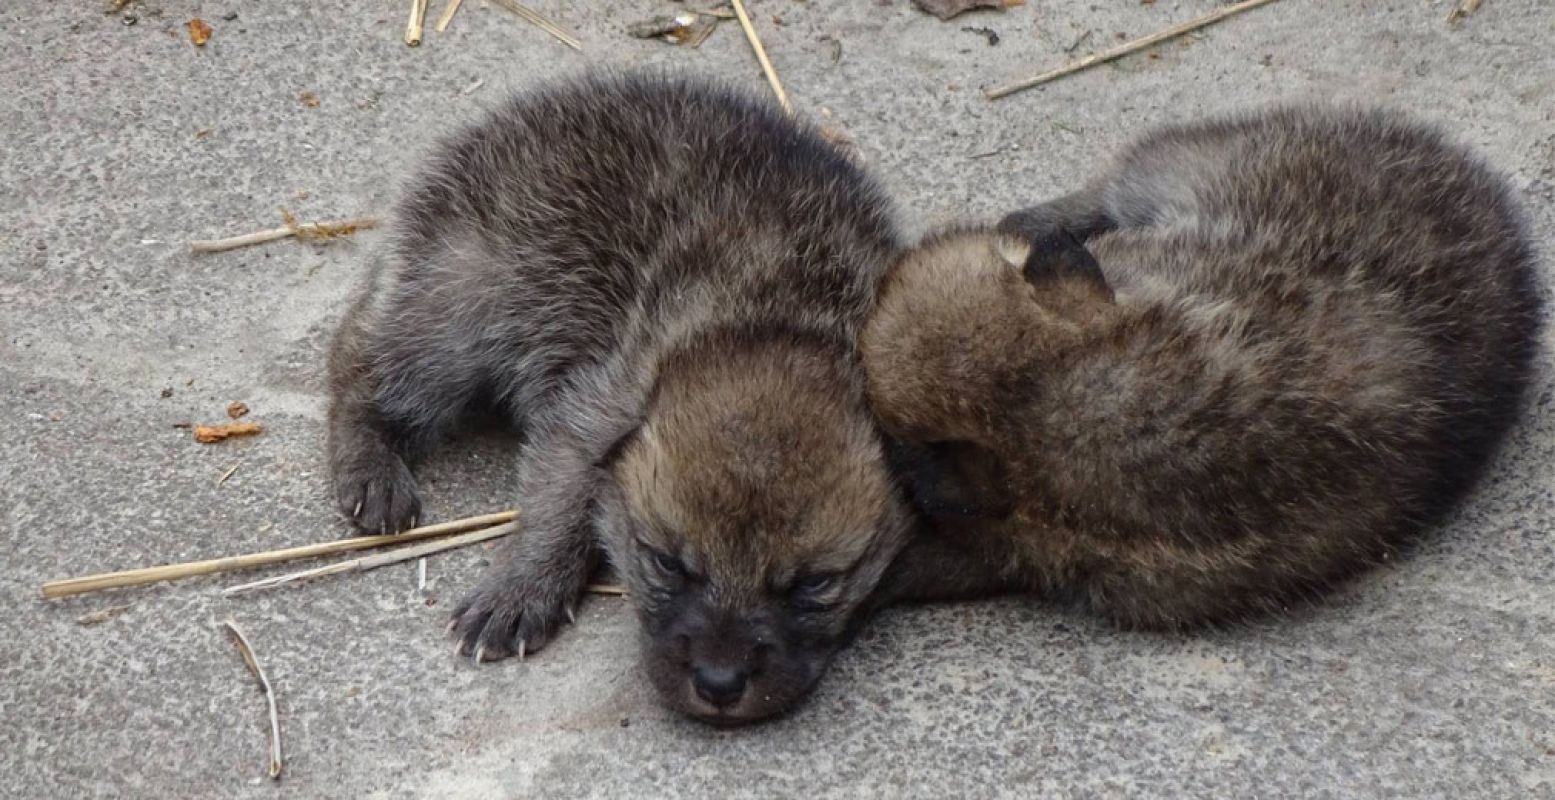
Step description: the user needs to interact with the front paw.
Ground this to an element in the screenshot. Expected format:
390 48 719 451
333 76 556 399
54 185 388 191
332 455 422 534
449 559 584 662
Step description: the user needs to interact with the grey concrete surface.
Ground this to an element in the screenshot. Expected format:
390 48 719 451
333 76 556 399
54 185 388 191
3 1 1553 797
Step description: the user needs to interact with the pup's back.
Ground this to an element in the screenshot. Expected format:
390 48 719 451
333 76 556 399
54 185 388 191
866 107 1542 626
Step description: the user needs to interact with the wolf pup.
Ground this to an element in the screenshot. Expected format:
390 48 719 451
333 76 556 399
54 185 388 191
863 106 1542 626
326 73 915 723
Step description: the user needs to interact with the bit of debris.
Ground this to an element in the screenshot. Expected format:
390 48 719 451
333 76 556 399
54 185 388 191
187 18 212 47
217 463 241 486
586 584 629 596
1446 0 1484 24
227 401 250 419
160 387 174 399
193 421 263 443
223 620 284 780
628 13 695 39
76 604 132 626
1065 29 1094 53
298 92 320 108
819 34 843 63
961 25 1000 46
913 0 1023 22
188 213 380 254
222 11 239 22
172 421 194 430
628 10 722 46
122 14 138 26
406 0 428 46
460 78 484 95
986 0 1282 100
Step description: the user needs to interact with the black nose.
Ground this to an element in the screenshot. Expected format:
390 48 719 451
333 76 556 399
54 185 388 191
692 666 748 708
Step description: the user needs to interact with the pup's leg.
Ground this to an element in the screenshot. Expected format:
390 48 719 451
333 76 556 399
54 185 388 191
876 527 1023 605
326 272 488 534
998 183 1116 244
449 369 641 661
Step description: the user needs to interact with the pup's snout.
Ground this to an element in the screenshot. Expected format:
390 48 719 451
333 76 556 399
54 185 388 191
691 665 749 708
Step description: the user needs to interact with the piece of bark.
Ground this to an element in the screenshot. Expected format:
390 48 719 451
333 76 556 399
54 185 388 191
193 422 263 443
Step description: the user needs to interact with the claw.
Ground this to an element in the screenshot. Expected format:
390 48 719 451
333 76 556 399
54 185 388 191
474 645 486 665
446 618 459 635
517 640 526 662
353 501 363 518
565 606 576 625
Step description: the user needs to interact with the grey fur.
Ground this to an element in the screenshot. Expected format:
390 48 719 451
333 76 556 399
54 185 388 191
326 73 909 722
865 106 1543 626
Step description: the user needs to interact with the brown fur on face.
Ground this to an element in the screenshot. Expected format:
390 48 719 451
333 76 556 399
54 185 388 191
864 106 1542 627
598 330 909 724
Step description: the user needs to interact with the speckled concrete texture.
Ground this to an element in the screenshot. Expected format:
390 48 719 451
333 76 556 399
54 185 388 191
3 1 1553 797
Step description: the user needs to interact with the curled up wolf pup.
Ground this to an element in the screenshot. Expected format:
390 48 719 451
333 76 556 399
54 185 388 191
864 106 1543 625
325 73 935 724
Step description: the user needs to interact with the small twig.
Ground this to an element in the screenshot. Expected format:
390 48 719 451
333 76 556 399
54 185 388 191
730 0 793 114
586 583 628 596
223 620 283 780
1445 0 1484 23
488 0 583 51
188 216 380 254
435 0 464 32
216 463 241 486
406 0 428 46
222 523 519 596
985 0 1282 99
417 558 428 592
41 510 519 599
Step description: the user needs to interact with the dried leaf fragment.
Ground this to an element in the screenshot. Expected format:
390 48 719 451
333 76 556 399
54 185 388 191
227 401 250 419
188 18 212 47
299 92 320 108
913 0 1021 21
194 421 263 443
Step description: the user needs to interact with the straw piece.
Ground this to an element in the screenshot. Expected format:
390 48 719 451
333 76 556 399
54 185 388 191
223 620 283 780
222 522 518 596
489 0 583 50
406 0 428 46
730 0 793 114
435 0 464 33
188 216 379 254
41 511 519 599
985 0 1282 100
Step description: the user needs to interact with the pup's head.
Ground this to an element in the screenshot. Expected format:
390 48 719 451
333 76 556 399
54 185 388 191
860 226 1114 519
597 329 911 724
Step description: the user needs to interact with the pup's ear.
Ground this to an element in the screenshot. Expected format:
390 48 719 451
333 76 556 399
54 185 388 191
1021 229 1112 301
887 439 1013 520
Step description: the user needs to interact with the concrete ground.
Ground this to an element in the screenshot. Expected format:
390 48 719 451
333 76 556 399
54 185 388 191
3 1 1553 797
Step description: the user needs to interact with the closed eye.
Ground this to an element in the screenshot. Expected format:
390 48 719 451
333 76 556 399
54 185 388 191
788 572 845 611
651 549 686 576
792 573 838 594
